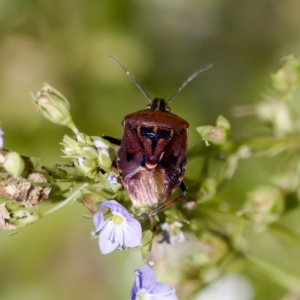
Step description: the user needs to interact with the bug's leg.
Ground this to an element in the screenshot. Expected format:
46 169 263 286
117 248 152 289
102 135 121 146
54 163 75 169
150 182 188 217
149 214 157 231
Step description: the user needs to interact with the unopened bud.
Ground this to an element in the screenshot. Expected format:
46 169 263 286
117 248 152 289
97 148 112 170
256 100 294 137
93 138 115 171
189 231 228 266
206 126 226 145
81 146 98 160
197 115 230 146
93 138 112 149
32 84 78 134
75 157 98 177
61 134 116 177
76 133 94 145
3 152 25 177
271 54 300 93
216 115 231 131
243 185 284 229
98 172 121 192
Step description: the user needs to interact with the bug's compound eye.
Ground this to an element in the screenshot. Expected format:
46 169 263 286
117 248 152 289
165 106 171 112
146 104 151 110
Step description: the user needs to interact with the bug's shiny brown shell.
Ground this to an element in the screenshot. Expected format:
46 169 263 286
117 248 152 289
117 99 189 207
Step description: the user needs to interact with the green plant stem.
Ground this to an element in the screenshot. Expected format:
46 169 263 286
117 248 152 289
270 223 300 246
245 254 300 292
42 183 89 216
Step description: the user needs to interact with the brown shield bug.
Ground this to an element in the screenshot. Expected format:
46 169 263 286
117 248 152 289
105 56 212 216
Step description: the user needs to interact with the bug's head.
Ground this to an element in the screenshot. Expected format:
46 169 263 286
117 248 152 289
145 98 171 112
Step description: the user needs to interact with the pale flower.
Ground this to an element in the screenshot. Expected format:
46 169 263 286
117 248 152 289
131 265 178 300
91 200 142 254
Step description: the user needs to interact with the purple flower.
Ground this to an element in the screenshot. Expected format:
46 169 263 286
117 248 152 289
91 200 142 254
131 265 178 300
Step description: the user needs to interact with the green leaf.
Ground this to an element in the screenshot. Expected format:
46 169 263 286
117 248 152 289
140 230 154 260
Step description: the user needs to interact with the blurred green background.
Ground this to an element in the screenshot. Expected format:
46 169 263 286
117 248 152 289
1 0 300 299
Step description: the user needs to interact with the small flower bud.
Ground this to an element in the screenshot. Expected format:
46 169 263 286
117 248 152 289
3 152 25 177
242 185 284 229
61 135 82 157
81 146 98 160
98 172 121 192
216 115 231 131
197 115 230 146
61 134 116 178
32 84 78 134
74 157 98 177
189 231 228 266
206 126 226 145
93 138 115 171
271 53 300 93
93 138 112 149
256 100 294 137
196 125 214 146
107 174 118 185
97 148 112 170
76 133 94 145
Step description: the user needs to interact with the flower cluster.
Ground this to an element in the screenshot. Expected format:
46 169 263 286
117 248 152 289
2 54 300 298
61 133 117 178
91 200 178 299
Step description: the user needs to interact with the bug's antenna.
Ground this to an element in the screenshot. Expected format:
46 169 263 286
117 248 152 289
109 56 152 103
167 63 213 104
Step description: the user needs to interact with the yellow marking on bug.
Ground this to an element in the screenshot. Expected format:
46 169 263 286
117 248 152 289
145 162 158 169
170 129 174 138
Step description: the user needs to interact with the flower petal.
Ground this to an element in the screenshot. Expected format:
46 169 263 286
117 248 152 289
130 265 178 300
92 200 142 254
102 200 131 220
93 210 107 232
123 218 142 248
139 265 158 292
99 221 120 254
151 283 178 300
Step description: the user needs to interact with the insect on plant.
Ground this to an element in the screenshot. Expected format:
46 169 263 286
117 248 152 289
104 56 212 217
